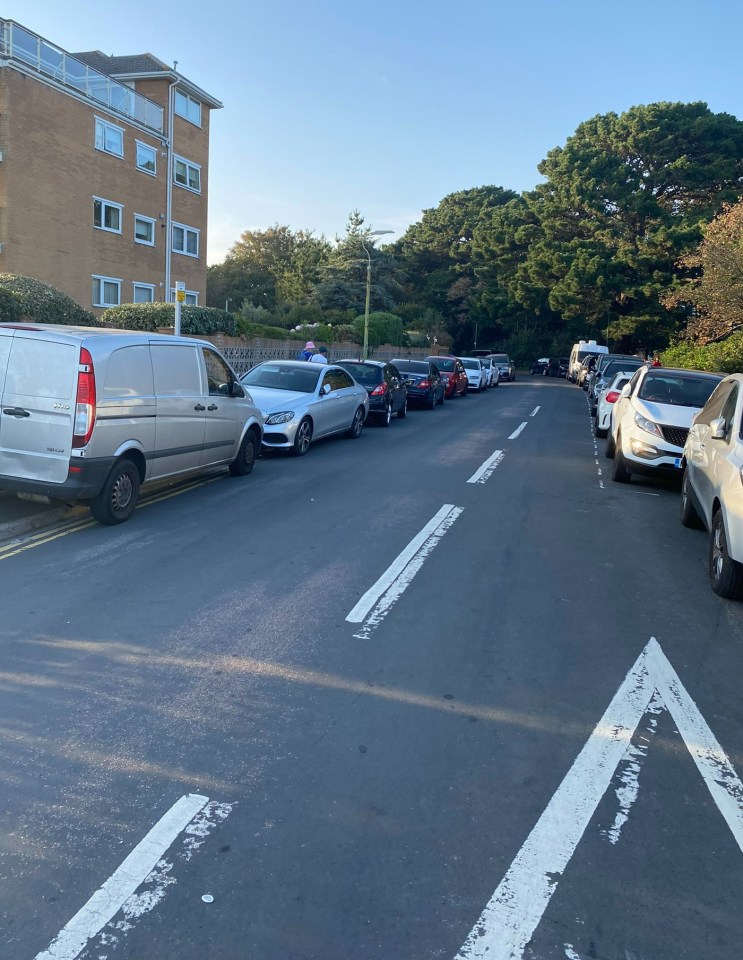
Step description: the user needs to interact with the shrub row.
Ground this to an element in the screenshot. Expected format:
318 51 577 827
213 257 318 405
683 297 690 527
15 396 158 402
0 274 99 326
104 302 237 336
662 334 743 374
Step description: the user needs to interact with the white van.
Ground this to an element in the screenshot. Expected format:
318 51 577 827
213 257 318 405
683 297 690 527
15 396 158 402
0 324 263 524
568 339 608 382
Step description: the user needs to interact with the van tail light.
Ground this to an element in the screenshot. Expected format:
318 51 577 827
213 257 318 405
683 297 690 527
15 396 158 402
370 382 388 396
605 390 621 403
72 347 96 448
418 380 430 389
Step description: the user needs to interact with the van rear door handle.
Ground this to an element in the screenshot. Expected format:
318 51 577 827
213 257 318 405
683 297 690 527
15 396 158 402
207 404 218 411
194 404 206 411
3 407 30 417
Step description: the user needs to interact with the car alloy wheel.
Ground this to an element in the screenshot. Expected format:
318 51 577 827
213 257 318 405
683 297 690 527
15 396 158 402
709 510 743 599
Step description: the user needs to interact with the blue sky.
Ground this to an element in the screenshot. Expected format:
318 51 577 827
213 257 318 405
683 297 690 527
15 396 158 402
9 2 743 262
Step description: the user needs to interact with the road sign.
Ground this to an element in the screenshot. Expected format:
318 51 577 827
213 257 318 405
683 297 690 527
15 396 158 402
454 637 743 959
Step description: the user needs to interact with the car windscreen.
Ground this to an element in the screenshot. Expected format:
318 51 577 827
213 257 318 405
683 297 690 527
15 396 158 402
460 358 480 370
241 364 320 393
577 350 601 363
338 363 382 386
638 374 721 408
395 360 428 374
433 358 455 372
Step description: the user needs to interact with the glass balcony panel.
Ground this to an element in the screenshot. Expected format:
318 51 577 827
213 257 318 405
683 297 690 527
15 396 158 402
65 58 88 93
11 25 39 67
39 41 64 78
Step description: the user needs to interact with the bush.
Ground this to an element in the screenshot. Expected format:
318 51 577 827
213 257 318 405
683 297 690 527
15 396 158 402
662 334 743 373
0 274 99 326
0 287 22 323
105 302 237 336
237 320 303 340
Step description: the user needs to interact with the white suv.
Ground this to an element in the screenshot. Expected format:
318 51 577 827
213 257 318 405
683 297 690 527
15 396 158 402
682 374 743 599
606 366 721 483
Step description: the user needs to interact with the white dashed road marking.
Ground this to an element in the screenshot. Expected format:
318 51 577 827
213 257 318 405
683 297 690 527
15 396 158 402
530 406 541 417
347 504 463 636
508 422 528 440
467 450 505 484
35 794 210 960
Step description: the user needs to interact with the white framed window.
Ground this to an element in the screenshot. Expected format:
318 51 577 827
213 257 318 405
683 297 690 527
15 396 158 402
94 117 124 158
135 140 157 175
174 90 201 126
93 197 123 234
133 283 155 303
92 275 121 308
134 214 156 246
170 288 199 305
173 155 201 193
172 222 199 258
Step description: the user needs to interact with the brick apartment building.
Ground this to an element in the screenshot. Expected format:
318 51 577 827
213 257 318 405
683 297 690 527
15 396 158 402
0 19 222 317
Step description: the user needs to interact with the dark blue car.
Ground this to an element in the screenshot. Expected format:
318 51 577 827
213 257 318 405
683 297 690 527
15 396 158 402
391 359 445 409
336 360 408 426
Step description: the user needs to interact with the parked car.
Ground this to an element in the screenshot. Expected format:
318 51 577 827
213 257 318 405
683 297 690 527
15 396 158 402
682 374 743 599
558 358 569 378
427 356 469 398
0 323 263 525
458 356 488 393
480 356 499 387
239 360 368 456
589 356 646 415
606 366 722 483
594 371 633 437
392 359 446 408
577 355 599 389
530 358 549 375
489 353 516 382
336 360 407 426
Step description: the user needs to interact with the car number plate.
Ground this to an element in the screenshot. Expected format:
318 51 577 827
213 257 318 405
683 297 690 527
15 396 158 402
674 457 682 468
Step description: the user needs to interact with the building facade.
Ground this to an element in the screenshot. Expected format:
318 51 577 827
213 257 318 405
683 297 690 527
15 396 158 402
0 19 222 317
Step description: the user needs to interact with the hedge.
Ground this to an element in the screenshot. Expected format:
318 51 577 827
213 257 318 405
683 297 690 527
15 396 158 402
0 287 22 323
662 333 743 374
104 302 237 336
0 274 99 326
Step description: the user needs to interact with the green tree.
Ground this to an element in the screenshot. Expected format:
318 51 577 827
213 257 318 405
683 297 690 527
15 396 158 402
313 211 405 313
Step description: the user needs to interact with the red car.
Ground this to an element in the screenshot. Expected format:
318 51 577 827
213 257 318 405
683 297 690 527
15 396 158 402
426 355 468 398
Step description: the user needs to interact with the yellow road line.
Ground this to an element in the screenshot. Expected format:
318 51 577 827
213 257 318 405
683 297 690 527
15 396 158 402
0 474 224 561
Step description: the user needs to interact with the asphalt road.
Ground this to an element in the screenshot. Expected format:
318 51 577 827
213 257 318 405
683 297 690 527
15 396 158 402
1 377 742 960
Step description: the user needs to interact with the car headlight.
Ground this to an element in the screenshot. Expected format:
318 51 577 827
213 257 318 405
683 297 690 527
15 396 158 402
634 412 663 438
265 411 295 425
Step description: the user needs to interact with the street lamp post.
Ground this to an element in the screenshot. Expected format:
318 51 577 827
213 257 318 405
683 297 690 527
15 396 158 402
225 298 232 313
361 229 394 359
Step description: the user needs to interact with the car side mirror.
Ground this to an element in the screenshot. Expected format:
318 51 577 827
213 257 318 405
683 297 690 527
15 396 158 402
620 384 631 398
230 381 244 398
710 417 727 440
322 382 332 396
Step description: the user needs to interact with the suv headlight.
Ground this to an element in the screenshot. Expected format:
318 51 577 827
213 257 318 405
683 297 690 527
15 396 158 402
265 411 295 425
634 412 663 438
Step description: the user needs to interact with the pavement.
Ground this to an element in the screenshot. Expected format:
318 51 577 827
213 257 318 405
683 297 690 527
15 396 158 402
0 488 88 541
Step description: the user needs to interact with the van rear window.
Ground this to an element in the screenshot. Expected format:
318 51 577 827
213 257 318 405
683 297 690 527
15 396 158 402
5 338 76 399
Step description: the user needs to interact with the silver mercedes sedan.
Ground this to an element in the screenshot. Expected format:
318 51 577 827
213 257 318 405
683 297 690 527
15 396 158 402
239 360 369 456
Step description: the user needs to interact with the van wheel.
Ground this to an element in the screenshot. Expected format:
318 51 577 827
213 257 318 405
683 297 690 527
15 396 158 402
229 431 258 476
91 458 140 525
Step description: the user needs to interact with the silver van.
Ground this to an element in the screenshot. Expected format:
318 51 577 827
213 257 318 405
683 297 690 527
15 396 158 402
0 324 263 524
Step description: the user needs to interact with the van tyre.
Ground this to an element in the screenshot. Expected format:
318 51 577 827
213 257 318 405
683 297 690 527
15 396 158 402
611 434 631 483
91 458 140 525
292 418 312 456
680 472 704 529
709 510 743 599
229 431 258 476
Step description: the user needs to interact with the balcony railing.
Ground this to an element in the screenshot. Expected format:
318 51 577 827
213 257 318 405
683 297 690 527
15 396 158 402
0 20 164 133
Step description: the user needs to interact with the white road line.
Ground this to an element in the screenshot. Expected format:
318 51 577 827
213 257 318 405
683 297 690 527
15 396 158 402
35 794 209 960
530 406 541 417
347 505 463 632
453 637 743 959
467 450 505 484
508 422 528 440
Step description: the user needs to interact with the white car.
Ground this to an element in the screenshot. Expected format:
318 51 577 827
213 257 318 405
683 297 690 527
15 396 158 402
458 357 488 392
593 371 634 437
480 357 499 388
606 366 722 483
682 373 743 599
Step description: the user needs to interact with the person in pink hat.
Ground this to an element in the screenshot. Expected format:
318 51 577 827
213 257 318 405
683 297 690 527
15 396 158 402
297 340 316 361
